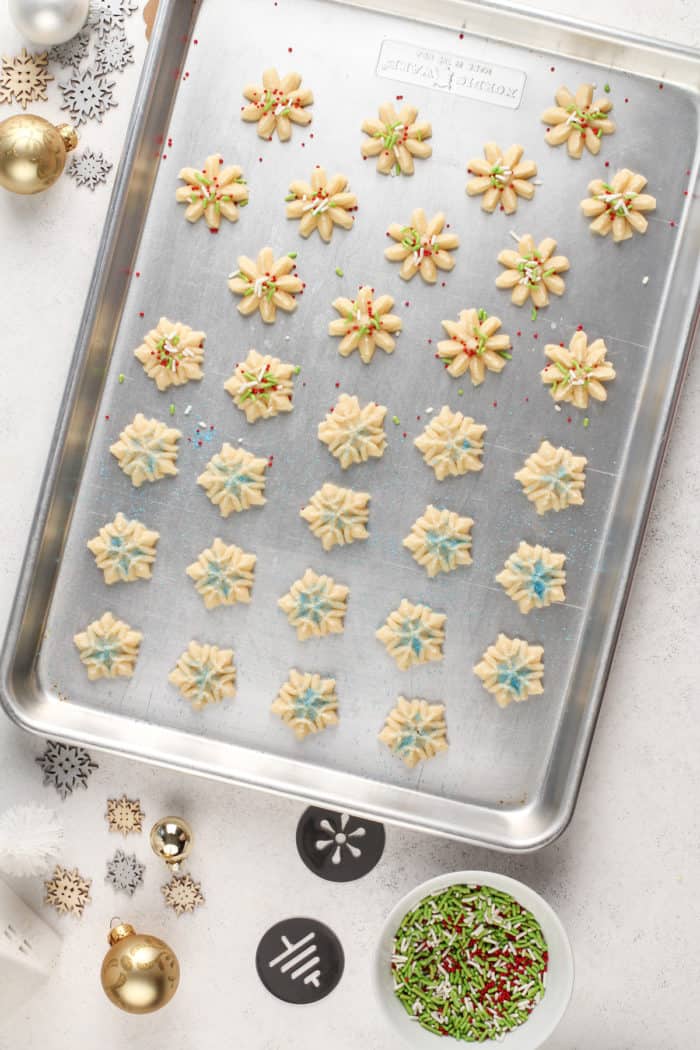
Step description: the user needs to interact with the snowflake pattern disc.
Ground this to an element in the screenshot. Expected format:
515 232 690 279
162 872 205 916
106 795 145 835
48 30 90 68
0 49 53 110
95 27 134 73
44 865 92 917
68 148 113 190
59 67 117 126
88 0 138 38
105 848 145 896
37 740 98 800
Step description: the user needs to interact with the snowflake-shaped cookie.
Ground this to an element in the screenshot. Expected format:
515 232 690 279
106 795 145 835
186 538 256 609
466 143 537 214
67 148 112 190
542 83 615 157
59 67 116 126
224 348 295 422
376 599 446 670
74 611 142 680
241 67 313 141
474 634 544 708
110 413 181 487
278 568 349 640
496 542 566 614
88 0 138 37
44 865 91 917
168 642 236 711
437 308 512 385
286 167 357 241
87 512 159 584
361 101 432 176
176 154 249 232
271 669 338 740
300 483 370 551
37 741 98 800
196 443 268 517
162 872 205 916
317 395 387 468
414 407 486 480
105 849 145 896
134 317 206 390
541 330 616 408
403 505 474 578
496 234 569 310
95 27 134 73
515 440 587 515
228 248 303 323
328 286 402 364
49 29 90 68
378 697 448 768
385 209 459 283
0 49 52 110
580 169 656 242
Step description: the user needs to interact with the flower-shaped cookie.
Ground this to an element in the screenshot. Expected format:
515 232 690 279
318 394 387 468
175 154 248 232
403 505 474 578
168 641 236 710
541 84 615 157
87 512 159 585
285 167 357 242
414 407 486 480
328 286 401 364
278 568 349 640
437 308 512 385
379 697 448 768
580 169 656 242
515 440 587 515
133 317 205 391
241 68 313 141
185 538 256 609
110 414 181 488
271 669 338 740
300 483 370 551
224 349 295 423
197 443 267 517
360 101 432 176
541 330 616 409
474 634 544 708
496 542 566 614
466 143 537 214
228 247 303 323
496 234 569 309
385 209 459 283
74 611 142 680
376 600 446 670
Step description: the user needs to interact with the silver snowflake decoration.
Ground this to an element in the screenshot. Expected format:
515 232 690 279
48 29 90 68
88 0 138 38
95 27 134 73
36 740 98 800
67 148 112 189
105 849 145 896
59 67 116 126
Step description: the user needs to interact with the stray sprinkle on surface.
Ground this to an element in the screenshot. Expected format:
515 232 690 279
604 82 611 92
531 306 538 322
583 416 590 427
169 403 175 415
554 404 562 412
642 275 649 285
335 267 344 277
184 405 192 415
288 251 298 259
457 388 464 396
425 406 434 414
392 415 400 425
198 420 207 428
293 365 301 374
118 373 125 383
550 321 557 329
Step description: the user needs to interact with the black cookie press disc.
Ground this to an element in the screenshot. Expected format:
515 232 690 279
255 917 344 1004
296 806 386 882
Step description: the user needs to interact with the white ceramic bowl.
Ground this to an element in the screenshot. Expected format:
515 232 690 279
374 871 574 1049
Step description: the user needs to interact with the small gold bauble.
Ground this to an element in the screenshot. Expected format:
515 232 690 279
100 922 180 1014
0 113 78 195
150 816 193 870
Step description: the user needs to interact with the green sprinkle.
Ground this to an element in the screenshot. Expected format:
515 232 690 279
284 193 296 201
457 388 464 396
531 306 538 322
583 416 590 427
169 404 175 415
238 198 248 206
292 365 301 375
335 267 344 277
477 308 488 321
499 351 513 360
118 373 125 384
392 415 400 425
287 251 298 259
604 82 611 93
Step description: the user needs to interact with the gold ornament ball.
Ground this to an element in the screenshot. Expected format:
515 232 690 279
0 113 77 195
101 922 180 1014
150 816 193 870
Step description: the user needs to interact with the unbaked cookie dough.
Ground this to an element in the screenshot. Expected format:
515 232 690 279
185 538 256 609
175 154 248 231
376 599 446 670
224 348 295 423
286 167 356 241
580 170 656 241
496 542 566 614
278 568 349 640
241 68 313 141
541 84 615 157
227 248 303 323
328 286 402 363
196 443 267 517
414 407 486 480
541 330 616 408
378 697 448 768
403 505 474 578
496 234 569 309
300 483 370 551
360 101 432 176
74 611 142 680
474 633 544 708
271 668 338 740
385 209 459 283
168 641 236 711
515 440 587 515
133 317 206 391
109 413 181 488
466 143 537 214
317 394 387 468
437 308 512 384
87 512 159 584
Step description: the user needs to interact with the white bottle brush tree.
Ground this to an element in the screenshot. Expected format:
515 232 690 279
0 804 64 877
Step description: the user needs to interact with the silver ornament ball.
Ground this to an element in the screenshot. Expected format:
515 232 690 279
8 0 89 46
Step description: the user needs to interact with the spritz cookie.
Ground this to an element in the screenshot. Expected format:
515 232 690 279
228 247 303 323
186 539 256 609
360 101 432 176
376 599 446 670
278 568 349 640
385 209 459 283
74 611 142 681
271 669 338 740
110 413 181 488
241 68 313 141
175 154 248 232
466 143 537 214
87 512 159 585
496 542 566 615
378 697 448 768
541 330 616 409
318 395 387 469
515 440 587 515
224 348 295 423
437 308 512 385
300 483 370 551
197 443 267 517
285 167 356 242
414 407 486 480
168 641 236 711
496 234 569 310
474 634 544 708
541 84 615 157
580 170 656 242
328 286 402 364
133 317 205 391
403 505 473 578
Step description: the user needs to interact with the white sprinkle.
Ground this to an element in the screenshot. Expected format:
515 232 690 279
198 420 207 428
642 275 649 285
509 229 521 243
227 270 240 280
238 437 244 443
550 321 557 329
184 405 192 415
554 404 562 412
425 406 434 413
532 178 543 185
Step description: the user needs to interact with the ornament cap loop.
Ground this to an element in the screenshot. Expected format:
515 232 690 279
107 921 135 945
56 123 78 152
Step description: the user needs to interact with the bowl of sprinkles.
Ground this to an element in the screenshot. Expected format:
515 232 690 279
375 872 573 1047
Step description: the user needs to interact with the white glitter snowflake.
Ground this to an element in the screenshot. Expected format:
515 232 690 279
88 0 138 38
59 67 116 126
36 740 98 800
48 29 90 68
105 849 145 896
67 148 112 189
95 27 134 73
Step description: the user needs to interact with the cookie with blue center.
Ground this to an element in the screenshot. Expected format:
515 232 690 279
186 538 256 609
271 669 338 739
379 697 448 767
414 406 486 480
87 512 159 584
278 568 348 639
403 505 473 577
376 599 446 670
473 633 544 708
496 542 566 613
